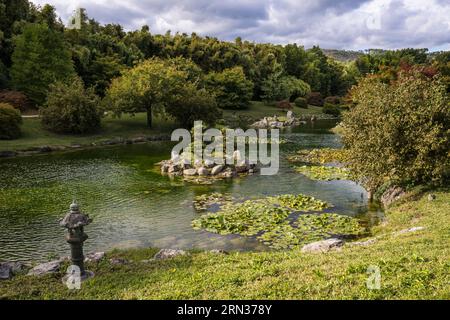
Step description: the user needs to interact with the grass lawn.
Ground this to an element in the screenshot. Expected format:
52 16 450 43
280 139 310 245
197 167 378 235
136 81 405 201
222 101 324 121
1 188 448 300
0 113 177 151
1 101 326 152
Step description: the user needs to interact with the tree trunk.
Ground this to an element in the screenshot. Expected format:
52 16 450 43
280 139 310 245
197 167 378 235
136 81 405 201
146 106 152 128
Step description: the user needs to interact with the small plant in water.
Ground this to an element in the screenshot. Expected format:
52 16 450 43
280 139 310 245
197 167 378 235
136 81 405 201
192 194 365 249
295 165 350 181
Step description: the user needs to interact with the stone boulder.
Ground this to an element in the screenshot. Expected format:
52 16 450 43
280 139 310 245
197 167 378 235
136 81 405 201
211 165 225 175
197 167 210 176
27 260 61 276
153 249 187 260
301 238 344 253
84 252 105 263
0 263 13 280
183 168 197 176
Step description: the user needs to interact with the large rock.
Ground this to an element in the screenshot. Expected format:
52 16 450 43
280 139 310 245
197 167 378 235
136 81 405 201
168 164 181 174
211 165 225 175
197 167 210 176
0 263 12 280
381 186 406 207
204 159 215 168
301 238 344 253
84 252 105 263
153 249 187 260
183 168 197 176
27 260 61 276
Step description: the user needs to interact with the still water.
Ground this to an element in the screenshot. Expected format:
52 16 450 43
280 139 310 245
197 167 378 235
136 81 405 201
0 120 381 262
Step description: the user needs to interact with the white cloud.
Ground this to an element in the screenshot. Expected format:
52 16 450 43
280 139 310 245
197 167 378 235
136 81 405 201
30 0 450 50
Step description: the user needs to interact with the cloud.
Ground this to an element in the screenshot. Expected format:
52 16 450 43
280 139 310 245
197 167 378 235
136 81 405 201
30 0 450 50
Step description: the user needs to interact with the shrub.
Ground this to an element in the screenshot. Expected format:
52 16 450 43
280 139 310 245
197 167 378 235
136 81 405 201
294 97 308 108
0 90 32 111
341 71 450 193
276 100 292 110
205 67 253 110
0 103 22 139
41 77 101 134
324 96 342 105
306 92 324 106
322 103 341 117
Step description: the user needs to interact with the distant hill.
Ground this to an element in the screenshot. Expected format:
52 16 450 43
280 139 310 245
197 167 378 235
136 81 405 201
323 49 364 62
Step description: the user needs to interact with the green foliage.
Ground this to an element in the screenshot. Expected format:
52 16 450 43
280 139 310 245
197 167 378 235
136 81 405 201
106 58 189 127
341 71 450 191
205 67 253 110
10 23 74 105
0 102 22 139
323 103 341 117
294 97 308 108
165 85 221 127
40 77 101 134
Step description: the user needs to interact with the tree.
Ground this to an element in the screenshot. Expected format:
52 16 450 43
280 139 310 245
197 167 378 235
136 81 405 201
10 23 74 105
341 70 449 193
105 58 189 128
165 85 221 127
40 77 101 134
205 67 253 109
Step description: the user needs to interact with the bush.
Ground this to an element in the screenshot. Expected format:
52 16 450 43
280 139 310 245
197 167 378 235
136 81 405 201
41 77 101 134
276 100 292 110
0 90 32 111
306 92 324 106
205 67 253 110
322 103 341 117
294 97 308 108
324 96 342 105
341 71 450 193
0 103 22 139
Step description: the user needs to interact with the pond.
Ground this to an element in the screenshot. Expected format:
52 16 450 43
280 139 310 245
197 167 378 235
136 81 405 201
0 120 382 262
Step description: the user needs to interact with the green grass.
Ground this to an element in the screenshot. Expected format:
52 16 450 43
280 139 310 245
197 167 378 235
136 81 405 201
1 101 325 152
0 113 177 151
1 189 448 300
222 101 324 121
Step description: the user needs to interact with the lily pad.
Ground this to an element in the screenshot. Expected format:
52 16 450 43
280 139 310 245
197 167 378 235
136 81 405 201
193 193 234 211
295 165 350 181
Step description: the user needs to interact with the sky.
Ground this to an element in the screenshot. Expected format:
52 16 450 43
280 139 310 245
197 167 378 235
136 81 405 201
30 0 450 51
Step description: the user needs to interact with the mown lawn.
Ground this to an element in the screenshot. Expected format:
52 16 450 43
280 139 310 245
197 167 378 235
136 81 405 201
1 189 448 300
222 101 324 121
1 101 326 152
0 113 177 151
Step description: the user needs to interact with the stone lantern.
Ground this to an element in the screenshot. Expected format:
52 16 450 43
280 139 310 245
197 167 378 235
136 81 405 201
60 201 93 280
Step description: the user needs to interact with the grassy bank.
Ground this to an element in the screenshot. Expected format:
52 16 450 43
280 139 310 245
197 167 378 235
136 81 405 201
1 189 448 300
0 102 327 152
0 113 177 151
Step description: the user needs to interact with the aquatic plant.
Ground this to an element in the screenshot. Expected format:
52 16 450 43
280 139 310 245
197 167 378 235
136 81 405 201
295 165 350 181
192 193 364 249
287 148 349 165
267 194 329 211
193 193 234 211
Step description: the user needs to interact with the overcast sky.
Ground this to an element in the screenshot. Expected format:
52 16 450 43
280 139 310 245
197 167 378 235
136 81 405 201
30 0 450 51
